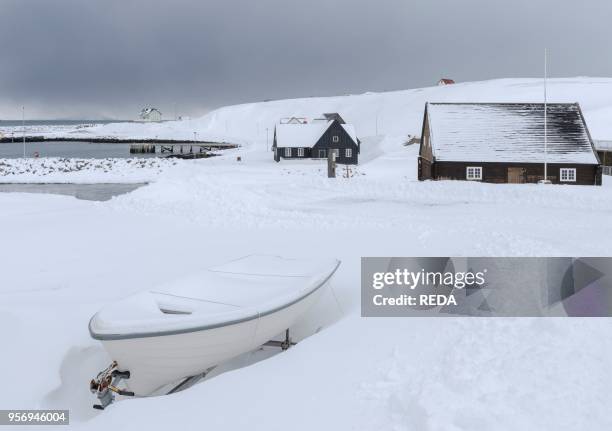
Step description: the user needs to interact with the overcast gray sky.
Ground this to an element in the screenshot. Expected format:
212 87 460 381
0 0 610 119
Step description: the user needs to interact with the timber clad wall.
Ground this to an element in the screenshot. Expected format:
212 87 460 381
597 151 612 167
418 157 432 179
311 120 358 164
430 162 601 185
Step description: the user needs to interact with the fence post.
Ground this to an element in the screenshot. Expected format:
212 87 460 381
327 151 336 178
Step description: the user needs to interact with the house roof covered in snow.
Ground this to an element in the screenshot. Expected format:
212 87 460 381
594 140 612 151
275 120 357 148
426 103 599 164
322 113 346 124
140 107 162 118
280 117 308 124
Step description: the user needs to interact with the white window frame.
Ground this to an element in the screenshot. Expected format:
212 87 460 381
345 148 352 158
284 147 292 157
332 149 339 159
560 168 576 182
297 148 304 157
466 166 482 181
332 135 339 143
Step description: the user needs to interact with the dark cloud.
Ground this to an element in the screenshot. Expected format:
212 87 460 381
0 0 610 119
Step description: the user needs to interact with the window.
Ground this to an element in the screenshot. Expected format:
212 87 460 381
466 166 482 180
560 168 576 182
318 149 327 158
332 136 339 143
297 148 304 157
332 149 339 159
345 148 352 158
284 147 292 157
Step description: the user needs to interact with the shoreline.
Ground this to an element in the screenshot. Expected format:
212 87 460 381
0 136 238 147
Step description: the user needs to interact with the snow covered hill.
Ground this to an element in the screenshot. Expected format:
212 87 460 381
193 77 612 142
5 77 612 144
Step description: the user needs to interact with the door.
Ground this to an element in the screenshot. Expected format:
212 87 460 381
507 167 526 183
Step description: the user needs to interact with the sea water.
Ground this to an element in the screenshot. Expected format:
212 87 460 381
0 141 160 159
0 183 146 201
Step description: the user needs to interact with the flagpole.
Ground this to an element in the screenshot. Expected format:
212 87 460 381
544 48 548 182
22 106 26 158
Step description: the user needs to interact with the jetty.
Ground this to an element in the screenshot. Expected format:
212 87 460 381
0 135 238 147
130 142 231 159
0 136 238 158
128 142 234 153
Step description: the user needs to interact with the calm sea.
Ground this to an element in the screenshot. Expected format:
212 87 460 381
0 119 129 127
0 141 159 159
0 183 146 201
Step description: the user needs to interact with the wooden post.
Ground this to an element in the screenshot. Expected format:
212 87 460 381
343 164 352 178
327 151 336 178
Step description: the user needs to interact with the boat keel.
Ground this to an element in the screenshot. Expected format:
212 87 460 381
167 366 216 395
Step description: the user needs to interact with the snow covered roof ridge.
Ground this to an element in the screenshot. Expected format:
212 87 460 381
275 115 357 148
275 120 331 148
426 102 600 164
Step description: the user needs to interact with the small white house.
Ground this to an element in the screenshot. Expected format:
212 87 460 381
139 108 162 122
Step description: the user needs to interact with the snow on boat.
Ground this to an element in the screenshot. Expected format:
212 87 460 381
89 255 340 397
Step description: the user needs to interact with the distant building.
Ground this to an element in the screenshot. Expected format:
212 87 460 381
273 113 360 164
594 140 612 164
437 78 455 86
418 102 602 185
594 140 612 174
321 113 347 123
280 117 308 124
406 136 421 146
139 108 162 122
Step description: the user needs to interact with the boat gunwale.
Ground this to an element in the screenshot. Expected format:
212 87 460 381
89 259 340 341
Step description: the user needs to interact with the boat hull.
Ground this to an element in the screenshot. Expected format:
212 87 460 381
101 282 327 395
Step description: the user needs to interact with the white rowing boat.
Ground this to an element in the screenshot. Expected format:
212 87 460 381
89 255 340 397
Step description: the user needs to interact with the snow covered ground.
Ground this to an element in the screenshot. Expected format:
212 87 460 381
0 158 180 184
1 78 612 430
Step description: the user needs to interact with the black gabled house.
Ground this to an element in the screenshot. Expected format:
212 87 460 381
418 102 602 185
273 114 360 165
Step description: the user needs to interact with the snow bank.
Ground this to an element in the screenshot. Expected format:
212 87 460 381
0 157 180 184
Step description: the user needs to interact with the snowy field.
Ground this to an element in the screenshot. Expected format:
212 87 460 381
1 78 612 430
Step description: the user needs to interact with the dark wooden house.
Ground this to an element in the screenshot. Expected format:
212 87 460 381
418 103 602 185
273 113 360 164
594 140 612 175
